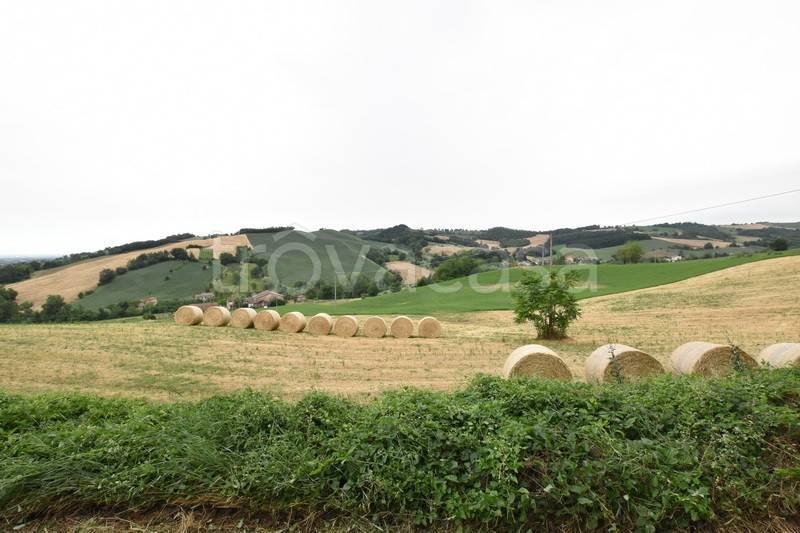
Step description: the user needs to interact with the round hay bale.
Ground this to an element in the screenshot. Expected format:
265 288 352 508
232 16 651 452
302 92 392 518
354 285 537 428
502 344 572 381
174 305 203 326
363 316 387 338
390 316 414 338
279 311 307 333
585 344 665 383
417 316 442 338
670 341 757 377
254 310 281 331
333 315 359 338
203 306 231 327
758 343 800 368
230 308 257 329
307 313 333 336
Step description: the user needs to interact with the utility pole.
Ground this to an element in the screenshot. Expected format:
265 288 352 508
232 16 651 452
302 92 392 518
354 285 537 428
549 234 553 272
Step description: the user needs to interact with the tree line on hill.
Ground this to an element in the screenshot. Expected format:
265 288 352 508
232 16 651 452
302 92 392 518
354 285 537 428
0 287 190 324
97 247 199 286
0 233 195 284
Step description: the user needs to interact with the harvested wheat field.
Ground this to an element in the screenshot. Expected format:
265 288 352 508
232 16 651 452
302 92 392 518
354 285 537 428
7 235 252 307
652 236 732 249
0 256 798 401
385 261 432 284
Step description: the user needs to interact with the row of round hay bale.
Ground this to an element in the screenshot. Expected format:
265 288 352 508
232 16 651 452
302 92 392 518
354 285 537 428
670 342 757 377
174 305 203 326
333 315 359 338
503 344 573 381
280 311 307 333
254 309 281 331
759 343 800 368
230 307 257 329
585 344 665 383
203 306 230 327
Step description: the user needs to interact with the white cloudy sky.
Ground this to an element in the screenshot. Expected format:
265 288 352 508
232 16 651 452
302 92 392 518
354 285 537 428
1 1 799 255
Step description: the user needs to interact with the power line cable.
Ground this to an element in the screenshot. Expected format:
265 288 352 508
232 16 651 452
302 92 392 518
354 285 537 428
621 187 800 226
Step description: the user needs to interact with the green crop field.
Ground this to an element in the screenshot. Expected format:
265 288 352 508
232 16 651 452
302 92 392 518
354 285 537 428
246 229 387 285
283 251 798 315
75 261 211 309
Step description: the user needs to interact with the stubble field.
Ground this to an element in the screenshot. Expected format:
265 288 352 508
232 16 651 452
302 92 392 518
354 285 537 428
1 255 798 402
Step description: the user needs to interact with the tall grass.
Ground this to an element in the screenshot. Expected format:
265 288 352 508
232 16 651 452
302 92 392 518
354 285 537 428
1 370 798 530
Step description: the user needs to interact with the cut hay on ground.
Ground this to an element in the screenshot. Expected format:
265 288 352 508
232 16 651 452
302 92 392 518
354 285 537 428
585 344 665 383
670 342 757 376
363 316 387 338
390 316 414 338
502 344 572 381
254 310 280 331
174 305 203 326
230 308 257 329
203 306 231 327
333 315 359 338
307 313 333 336
417 317 442 338
759 343 800 368
280 312 307 333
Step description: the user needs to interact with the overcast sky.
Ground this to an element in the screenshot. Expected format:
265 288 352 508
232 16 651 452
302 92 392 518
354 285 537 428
1 1 799 255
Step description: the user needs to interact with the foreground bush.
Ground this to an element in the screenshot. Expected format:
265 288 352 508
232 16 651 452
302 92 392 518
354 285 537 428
1 371 798 530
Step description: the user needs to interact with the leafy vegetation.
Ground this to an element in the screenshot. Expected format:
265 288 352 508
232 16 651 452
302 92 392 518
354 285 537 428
613 241 645 264
0 370 797 529
433 255 482 282
513 271 581 339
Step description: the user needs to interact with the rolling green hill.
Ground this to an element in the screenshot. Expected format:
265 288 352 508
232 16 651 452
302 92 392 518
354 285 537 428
246 229 387 286
282 250 797 315
76 261 211 309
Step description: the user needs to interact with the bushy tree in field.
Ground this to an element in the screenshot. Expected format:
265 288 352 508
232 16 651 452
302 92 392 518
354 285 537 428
770 238 789 251
512 271 581 339
613 241 644 264
40 294 68 322
0 287 19 322
219 252 238 266
433 255 482 282
98 268 116 285
170 247 189 261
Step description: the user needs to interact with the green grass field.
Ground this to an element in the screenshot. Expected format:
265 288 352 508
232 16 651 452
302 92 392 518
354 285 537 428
283 251 797 315
75 261 211 309
247 229 387 285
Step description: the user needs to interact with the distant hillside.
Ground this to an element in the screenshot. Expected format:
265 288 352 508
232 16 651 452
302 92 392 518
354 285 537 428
76 260 211 310
4 220 799 310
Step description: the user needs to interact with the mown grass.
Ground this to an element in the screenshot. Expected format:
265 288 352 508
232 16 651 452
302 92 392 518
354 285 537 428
1 370 798 530
284 251 798 315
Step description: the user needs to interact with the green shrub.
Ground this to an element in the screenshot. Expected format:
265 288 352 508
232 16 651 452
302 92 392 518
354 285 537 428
0 370 797 530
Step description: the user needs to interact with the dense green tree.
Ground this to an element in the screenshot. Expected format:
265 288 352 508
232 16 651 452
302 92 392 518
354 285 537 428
613 241 644 264
170 247 189 261
40 295 68 322
512 271 581 340
770 238 789 251
433 255 482 282
0 287 19 322
219 252 238 266
98 268 116 285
